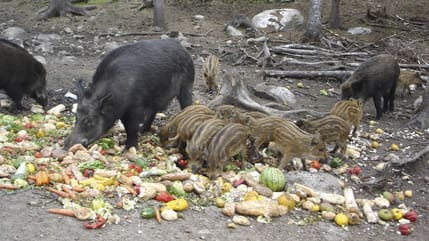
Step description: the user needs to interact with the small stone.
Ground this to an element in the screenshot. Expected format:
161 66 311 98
232 215 251 226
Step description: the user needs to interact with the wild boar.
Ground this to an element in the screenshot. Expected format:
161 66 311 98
329 99 363 136
397 70 425 97
296 115 351 155
159 104 214 147
0 39 47 110
249 116 292 150
173 112 215 147
64 39 195 149
186 118 227 168
272 123 328 170
202 54 220 91
341 54 400 120
206 123 250 179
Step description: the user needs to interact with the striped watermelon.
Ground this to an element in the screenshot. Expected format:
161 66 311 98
259 167 286 192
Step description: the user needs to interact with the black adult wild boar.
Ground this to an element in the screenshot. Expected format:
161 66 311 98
64 39 195 149
341 54 400 120
0 39 47 109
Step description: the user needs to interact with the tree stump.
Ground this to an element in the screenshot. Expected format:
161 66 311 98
39 0 95 20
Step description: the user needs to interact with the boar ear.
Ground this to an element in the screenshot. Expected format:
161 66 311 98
98 92 113 114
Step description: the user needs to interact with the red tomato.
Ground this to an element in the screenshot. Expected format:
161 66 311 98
24 123 33 129
15 136 24 143
100 149 107 155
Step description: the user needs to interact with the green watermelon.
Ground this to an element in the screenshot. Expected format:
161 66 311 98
259 167 286 192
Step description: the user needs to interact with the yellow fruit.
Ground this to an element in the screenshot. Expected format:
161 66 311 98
26 163 36 174
404 190 413 198
277 194 296 211
311 204 320 212
244 191 260 201
296 82 304 88
376 128 383 134
391 144 399 151
221 182 232 194
394 191 405 201
165 198 189 211
391 208 403 221
36 129 45 138
335 213 349 226
55 122 66 129
368 120 377 126
215 197 225 208
371 141 379 149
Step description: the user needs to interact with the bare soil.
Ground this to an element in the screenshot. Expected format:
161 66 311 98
0 1 428 241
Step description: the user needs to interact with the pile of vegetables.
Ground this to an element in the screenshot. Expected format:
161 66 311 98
0 106 421 235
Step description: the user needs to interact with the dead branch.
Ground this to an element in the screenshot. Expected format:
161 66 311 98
274 57 342 67
208 71 326 119
271 46 369 57
264 70 352 80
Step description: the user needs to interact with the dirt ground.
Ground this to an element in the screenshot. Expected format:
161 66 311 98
0 0 428 240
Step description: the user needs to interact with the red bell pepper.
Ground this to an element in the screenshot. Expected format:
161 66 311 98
155 191 174 203
83 214 106 229
128 163 142 175
404 210 417 222
399 224 412 235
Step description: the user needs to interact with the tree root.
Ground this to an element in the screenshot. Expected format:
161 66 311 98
38 0 96 20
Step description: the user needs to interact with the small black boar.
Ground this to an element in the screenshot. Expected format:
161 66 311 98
341 54 400 120
64 39 195 149
0 39 47 109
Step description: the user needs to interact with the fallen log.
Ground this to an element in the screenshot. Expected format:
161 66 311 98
208 71 326 119
264 70 352 80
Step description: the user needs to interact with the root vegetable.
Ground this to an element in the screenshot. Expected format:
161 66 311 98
318 192 345 205
45 187 70 199
0 183 19 190
360 199 378 223
235 200 288 217
294 183 316 197
343 187 359 213
160 172 192 181
47 208 75 217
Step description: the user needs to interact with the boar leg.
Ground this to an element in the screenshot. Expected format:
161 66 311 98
7 89 26 110
178 85 193 110
372 95 383 120
121 111 143 149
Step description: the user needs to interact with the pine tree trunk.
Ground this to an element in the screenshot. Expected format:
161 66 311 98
303 0 323 42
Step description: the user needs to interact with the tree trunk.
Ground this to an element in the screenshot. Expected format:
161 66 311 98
303 0 323 42
153 0 167 31
328 0 341 29
38 0 94 20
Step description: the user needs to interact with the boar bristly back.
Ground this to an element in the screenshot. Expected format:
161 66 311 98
64 39 195 150
0 39 48 109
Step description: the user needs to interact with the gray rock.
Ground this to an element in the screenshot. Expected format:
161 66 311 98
104 41 120 52
252 9 304 32
285 171 342 194
34 56 47 65
35 42 53 53
1 26 30 41
347 27 372 35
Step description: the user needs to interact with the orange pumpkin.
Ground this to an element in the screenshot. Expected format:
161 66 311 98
35 170 50 186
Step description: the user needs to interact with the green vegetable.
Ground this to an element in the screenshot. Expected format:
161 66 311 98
11 162 28 182
135 159 149 169
167 181 187 198
97 138 115 150
329 158 342 168
30 113 44 122
141 207 156 219
78 160 105 171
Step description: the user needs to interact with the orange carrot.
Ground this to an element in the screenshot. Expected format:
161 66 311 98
123 185 137 196
47 208 75 217
27 175 36 181
45 187 70 198
62 185 77 200
0 183 19 190
61 170 70 185
154 206 161 224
